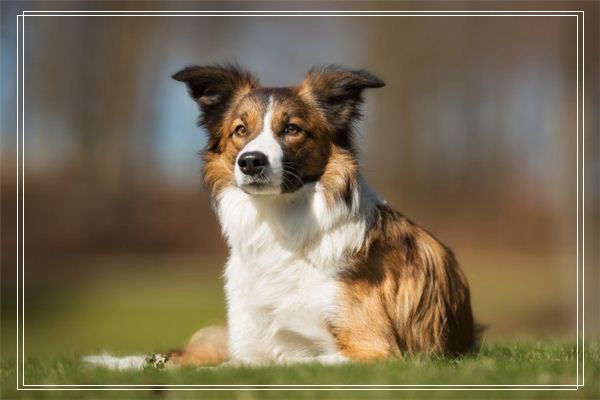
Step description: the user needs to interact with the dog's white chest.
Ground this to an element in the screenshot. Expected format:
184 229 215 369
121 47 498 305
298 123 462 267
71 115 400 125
225 250 340 363
216 186 374 364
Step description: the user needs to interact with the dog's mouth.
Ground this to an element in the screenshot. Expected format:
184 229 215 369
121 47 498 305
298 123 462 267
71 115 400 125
238 176 282 195
240 183 281 195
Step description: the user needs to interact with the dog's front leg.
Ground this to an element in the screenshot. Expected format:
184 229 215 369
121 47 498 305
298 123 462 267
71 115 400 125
227 307 274 365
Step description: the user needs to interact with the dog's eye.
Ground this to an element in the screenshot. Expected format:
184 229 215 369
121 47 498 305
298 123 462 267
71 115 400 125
282 124 302 135
234 125 247 137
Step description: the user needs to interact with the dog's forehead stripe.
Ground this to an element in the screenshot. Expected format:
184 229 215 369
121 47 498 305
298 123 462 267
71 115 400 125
237 97 284 176
243 97 277 148
267 99 275 129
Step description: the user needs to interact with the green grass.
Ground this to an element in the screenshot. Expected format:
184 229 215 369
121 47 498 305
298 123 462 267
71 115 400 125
1 341 598 399
1 255 597 399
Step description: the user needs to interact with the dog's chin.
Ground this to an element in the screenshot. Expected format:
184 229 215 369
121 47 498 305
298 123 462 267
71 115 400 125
238 182 282 195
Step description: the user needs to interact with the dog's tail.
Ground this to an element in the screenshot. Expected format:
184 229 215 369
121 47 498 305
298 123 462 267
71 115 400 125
82 353 152 370
83 326 230 370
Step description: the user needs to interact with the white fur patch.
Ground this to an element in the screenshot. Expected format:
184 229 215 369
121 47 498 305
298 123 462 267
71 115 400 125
217 177 381 365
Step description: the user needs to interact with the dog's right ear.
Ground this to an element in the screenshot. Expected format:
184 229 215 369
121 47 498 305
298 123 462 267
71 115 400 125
300 65 384 147
172 64 259 136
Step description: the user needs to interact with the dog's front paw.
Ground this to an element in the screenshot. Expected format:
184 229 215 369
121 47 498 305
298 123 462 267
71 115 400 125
144 353 171 370
272 345 287 363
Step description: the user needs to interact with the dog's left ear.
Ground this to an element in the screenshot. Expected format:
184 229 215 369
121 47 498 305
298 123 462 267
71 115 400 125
301 65 385 136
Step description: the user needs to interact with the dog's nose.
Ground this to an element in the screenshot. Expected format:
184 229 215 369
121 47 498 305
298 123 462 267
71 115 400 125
237 151 269 176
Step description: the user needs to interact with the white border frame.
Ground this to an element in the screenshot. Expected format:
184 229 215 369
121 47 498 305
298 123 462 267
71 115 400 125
14 9 586 392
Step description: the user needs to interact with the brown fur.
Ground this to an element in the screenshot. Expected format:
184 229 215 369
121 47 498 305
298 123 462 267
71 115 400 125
318 146 359 208
333 205 474 360
168 326 230 367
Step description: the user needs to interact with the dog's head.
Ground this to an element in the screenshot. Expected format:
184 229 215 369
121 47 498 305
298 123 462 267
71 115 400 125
173 64 384 196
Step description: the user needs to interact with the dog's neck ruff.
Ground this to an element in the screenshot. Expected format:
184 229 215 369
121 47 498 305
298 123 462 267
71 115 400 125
215 177 380 270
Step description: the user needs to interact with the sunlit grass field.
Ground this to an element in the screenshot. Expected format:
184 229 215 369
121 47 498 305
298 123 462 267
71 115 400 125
2 342 598 399
2 255 597 399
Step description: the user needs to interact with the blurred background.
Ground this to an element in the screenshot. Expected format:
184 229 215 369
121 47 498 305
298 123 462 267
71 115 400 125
1 2 598 359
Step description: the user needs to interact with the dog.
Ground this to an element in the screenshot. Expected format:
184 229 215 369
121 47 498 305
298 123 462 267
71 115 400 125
86 64 475 369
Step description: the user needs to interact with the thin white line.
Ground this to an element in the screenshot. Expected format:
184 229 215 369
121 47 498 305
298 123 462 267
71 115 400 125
582 9 585 388
17 388 580 391
23 384 580 387
576 12 579 388
18 14 580 17
15 10 582 390
21 12 26 387
21 10 585 13
16 13 20 391
17 390 581 392
23 384 581 389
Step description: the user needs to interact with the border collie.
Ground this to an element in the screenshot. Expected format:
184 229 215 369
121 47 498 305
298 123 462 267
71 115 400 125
87 64 474 369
